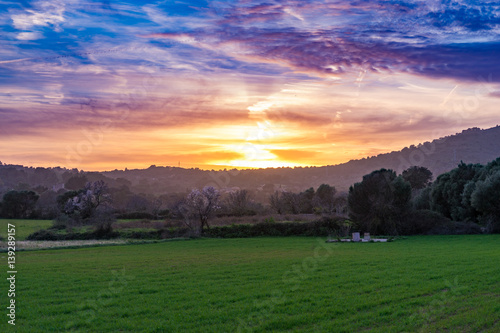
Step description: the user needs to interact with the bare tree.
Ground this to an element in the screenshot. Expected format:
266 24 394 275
269 190 285 214
226 189 252 216
150 198 163 219
185 186 220 233
282 191 301 214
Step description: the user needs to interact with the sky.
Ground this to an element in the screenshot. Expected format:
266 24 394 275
1 0 500 171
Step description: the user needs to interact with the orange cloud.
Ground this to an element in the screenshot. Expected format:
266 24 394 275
269 149 319 162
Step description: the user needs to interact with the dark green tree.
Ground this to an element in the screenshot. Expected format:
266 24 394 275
1 190 39 218
57 190 79 213
64 175 88 191
402 166 433 189
348 169 411 235
412 186 432 210
471 171 500 232
313 184 337 214
30 167 59 186
430 162 483 221
298 187 315 214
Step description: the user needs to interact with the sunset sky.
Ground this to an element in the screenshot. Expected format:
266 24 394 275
1 0 500 171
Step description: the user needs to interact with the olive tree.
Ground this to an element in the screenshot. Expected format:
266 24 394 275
348 169 411 235
313 184 337 214
1 190 39 218
471 171 500 233
402 166 433 189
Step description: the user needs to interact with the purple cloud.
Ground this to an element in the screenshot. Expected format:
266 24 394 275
147 0 500 82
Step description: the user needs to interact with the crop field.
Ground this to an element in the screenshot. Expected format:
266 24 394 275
1 235 499 332
0 219 52 240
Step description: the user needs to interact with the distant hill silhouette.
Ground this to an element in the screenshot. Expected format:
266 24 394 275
312 125 500 191
102 125 500 194
1 126 500 199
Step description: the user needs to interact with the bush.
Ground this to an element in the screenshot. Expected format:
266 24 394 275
397 209 483 235
27 229 60 241
157 209 171 218
87 210 116 234
401 210 451 235
206 216 345 238
53 212 84 228
120 230 164 240
118 227 197 239
49 224 66 231
427 221 483 235
262 217 276 224
116 212 155 220
26 229 119 241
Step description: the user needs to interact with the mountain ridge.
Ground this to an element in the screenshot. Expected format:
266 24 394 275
1 125 500 196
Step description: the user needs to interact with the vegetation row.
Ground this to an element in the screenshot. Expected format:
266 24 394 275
1 157 499 240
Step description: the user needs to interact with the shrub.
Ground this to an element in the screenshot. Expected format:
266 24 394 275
116 212 155 220
398 209 483 235
26 229 119 240
27 230 60 241
401 210 450 235
121 230 163 240
206 216 344 238
119 227 197 239
427 221 483 235
263 217 276 224
49 224 66 231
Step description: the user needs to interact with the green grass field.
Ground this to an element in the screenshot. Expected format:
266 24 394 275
2 235 499 332
0 219 52 240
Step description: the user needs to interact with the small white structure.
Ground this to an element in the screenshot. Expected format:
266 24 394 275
326 233 389 243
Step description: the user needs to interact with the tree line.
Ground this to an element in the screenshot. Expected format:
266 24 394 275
1 158 499 236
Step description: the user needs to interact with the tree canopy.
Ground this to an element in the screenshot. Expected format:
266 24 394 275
402 166 432 189
348 169 411 235
1 190 39 218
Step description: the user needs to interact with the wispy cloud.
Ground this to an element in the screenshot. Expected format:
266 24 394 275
148 0 500 81
1 0 500 170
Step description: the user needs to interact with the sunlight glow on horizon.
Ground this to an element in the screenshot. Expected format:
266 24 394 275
1 1 500 171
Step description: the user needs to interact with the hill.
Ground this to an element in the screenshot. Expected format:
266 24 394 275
1 126 500 200
103 125 500 194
